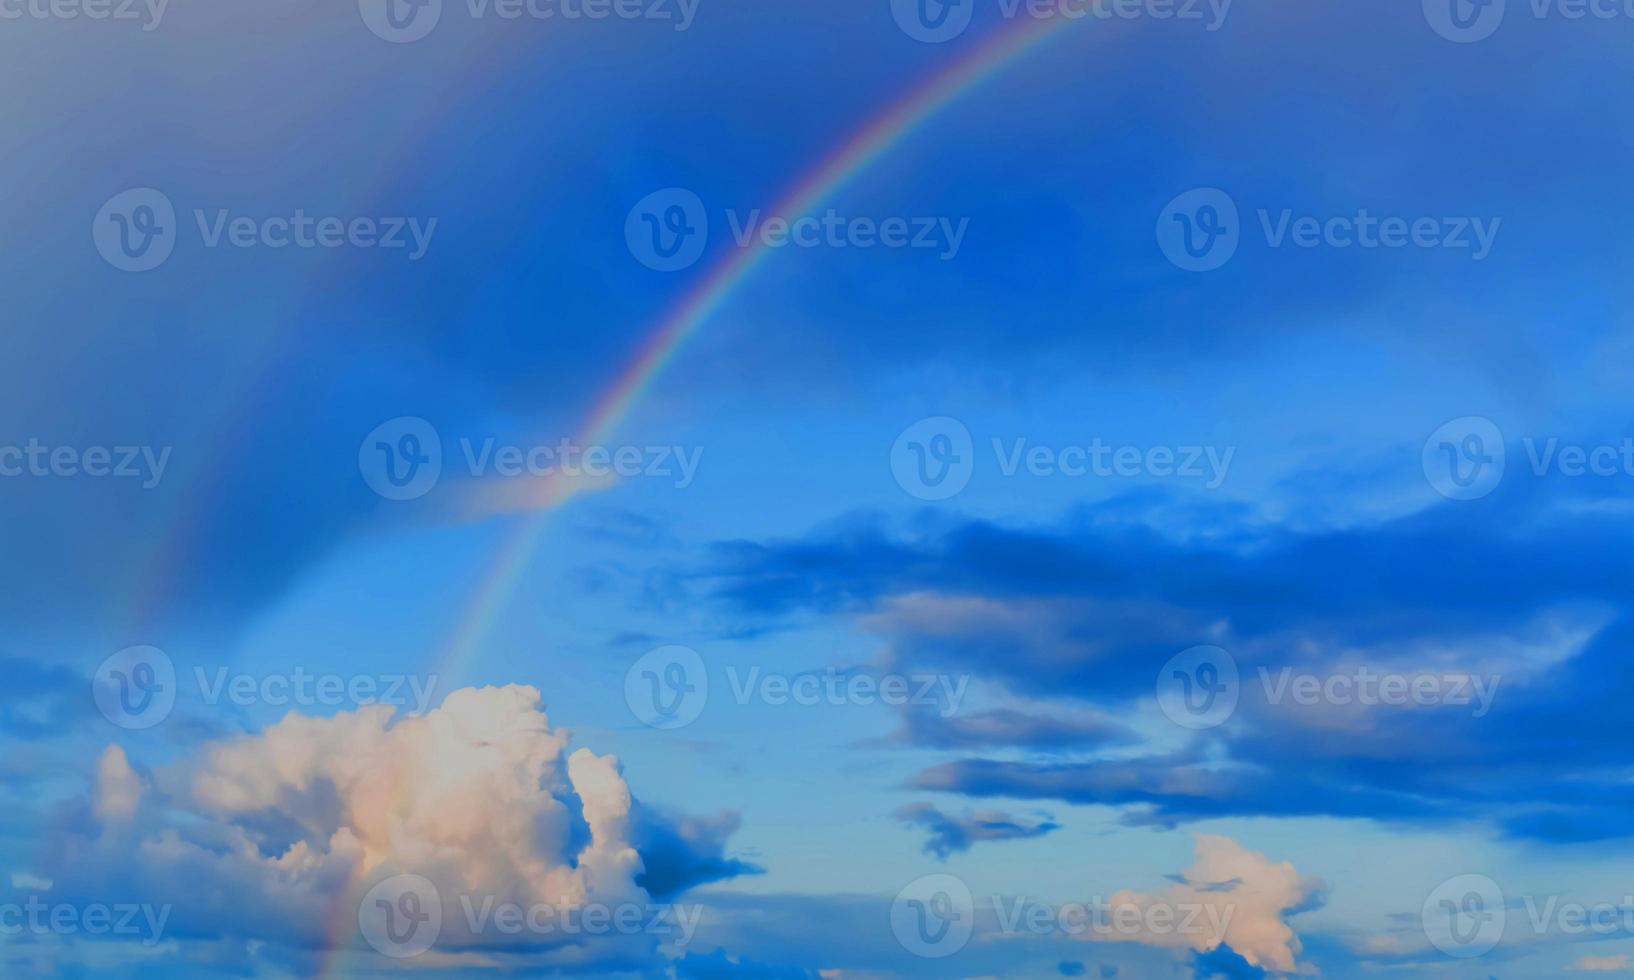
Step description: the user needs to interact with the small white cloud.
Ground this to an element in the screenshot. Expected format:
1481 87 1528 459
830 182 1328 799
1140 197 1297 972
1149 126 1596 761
1086 834 1320 974
9 871 53 890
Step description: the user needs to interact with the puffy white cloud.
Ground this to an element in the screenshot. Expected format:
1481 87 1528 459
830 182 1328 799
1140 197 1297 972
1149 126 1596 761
1090 834 1320 974
38 685 746 974
94 744 141 822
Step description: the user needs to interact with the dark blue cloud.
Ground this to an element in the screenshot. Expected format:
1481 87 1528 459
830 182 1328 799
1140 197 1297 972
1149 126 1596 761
893 802 1059 859
697 474 1634 842
1192 943 1267 980
632 806 765 899
0 654 93 738
882 704 1135 751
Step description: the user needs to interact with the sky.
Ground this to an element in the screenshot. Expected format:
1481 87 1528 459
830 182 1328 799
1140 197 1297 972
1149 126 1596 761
3 0 1634 977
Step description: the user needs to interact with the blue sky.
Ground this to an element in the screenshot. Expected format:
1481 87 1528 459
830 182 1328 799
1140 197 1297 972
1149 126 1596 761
4 0 1634 977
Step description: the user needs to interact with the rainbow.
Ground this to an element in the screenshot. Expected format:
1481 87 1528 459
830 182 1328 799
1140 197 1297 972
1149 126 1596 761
441 7 1082 686
319 10 1085 974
